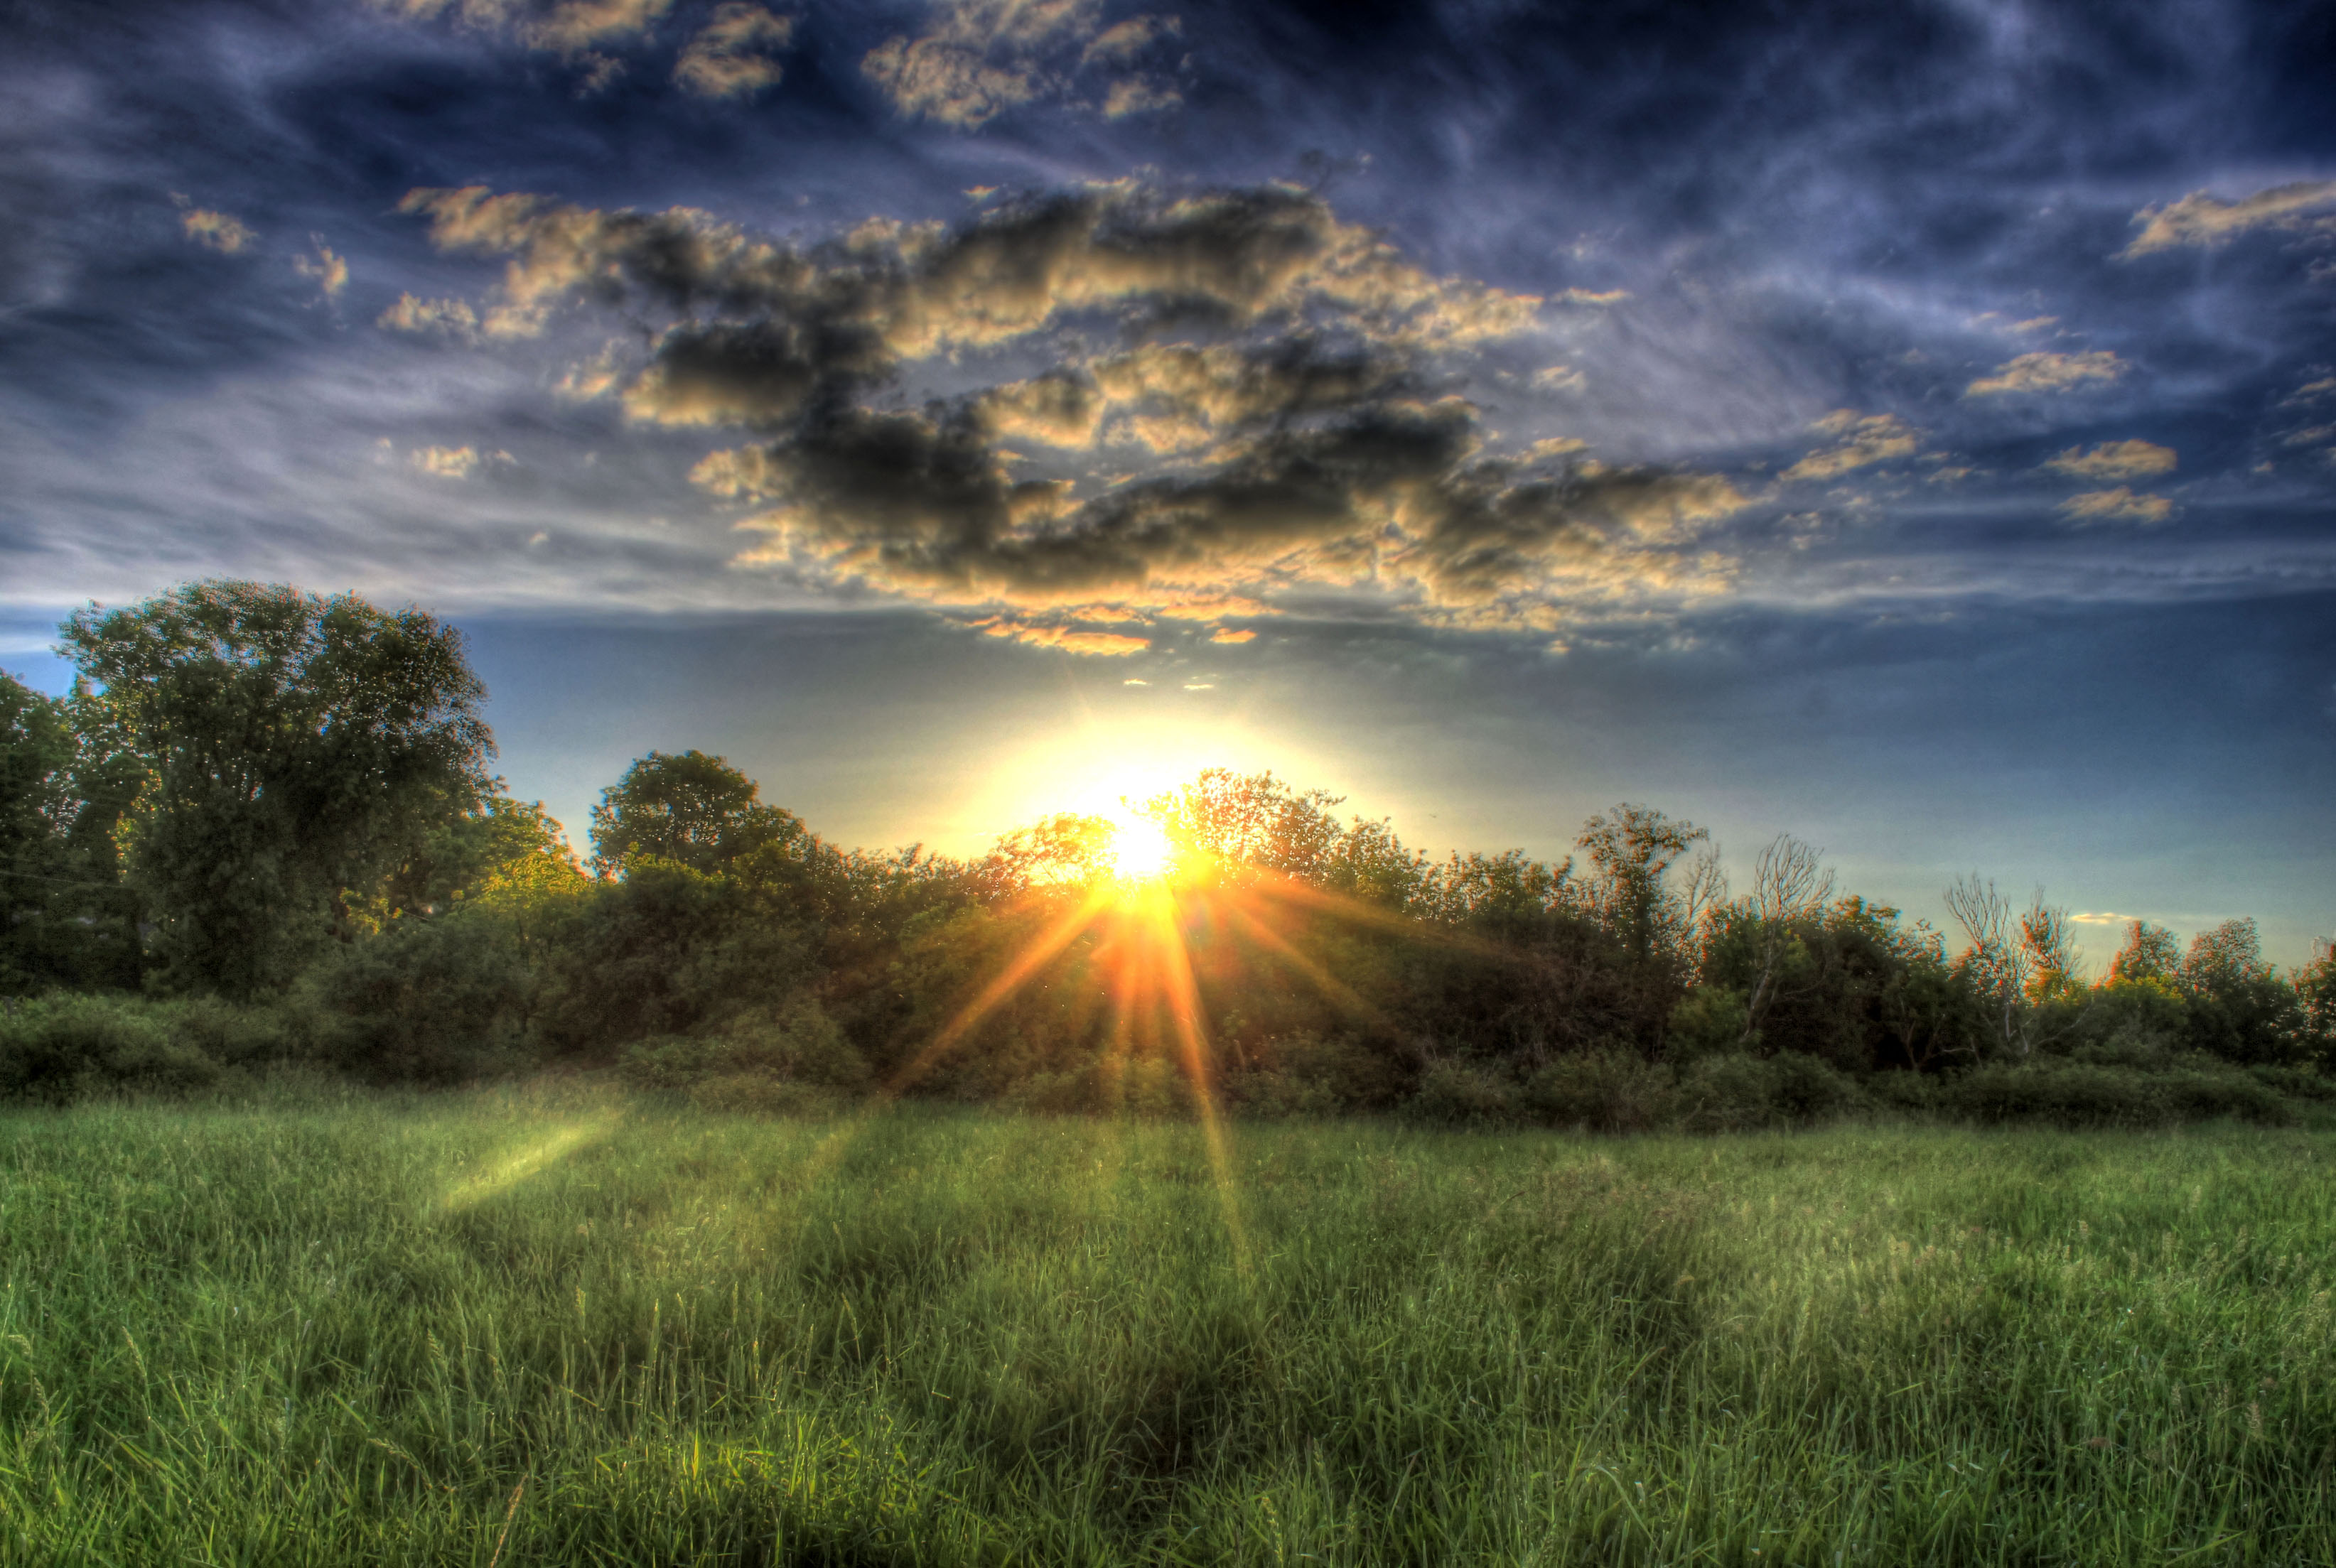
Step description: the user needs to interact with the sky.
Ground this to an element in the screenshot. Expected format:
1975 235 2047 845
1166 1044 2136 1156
2 0 2332 964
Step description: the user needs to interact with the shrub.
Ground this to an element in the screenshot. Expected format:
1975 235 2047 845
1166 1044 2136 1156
1524 1049 1674 1132
1405 1061 1527 1127
0 995 220 1103
1225 1032 1401 1118
1863 1069 1941 1115
1940 1059 2293 1129
306 910 534 1083
1667 987 1752 1063
1769 1051 1864 1123
1671 1053 1785 1132
621 997 868 1095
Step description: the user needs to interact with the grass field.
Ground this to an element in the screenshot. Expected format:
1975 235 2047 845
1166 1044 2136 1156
1 1088 2331 1565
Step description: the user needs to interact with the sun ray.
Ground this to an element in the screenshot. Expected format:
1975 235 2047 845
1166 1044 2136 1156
1220 896 1404 1037
880 882 1118 1099
1137 885 1252 1277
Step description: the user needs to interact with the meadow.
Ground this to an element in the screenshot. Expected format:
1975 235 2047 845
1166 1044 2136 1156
1 1088 2331 1566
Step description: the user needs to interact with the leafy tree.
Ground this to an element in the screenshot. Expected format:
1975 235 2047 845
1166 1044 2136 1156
1 673 147 993
1141 769 1348 887
589 750 805 878
2179 917 2305 1065
60 582 493 997
380 791 579 919
1576 804 1715 967
976 812 1117 894
2108 920 2183 984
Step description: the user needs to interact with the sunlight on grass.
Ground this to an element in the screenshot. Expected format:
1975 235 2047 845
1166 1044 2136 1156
4 1095 2332 1564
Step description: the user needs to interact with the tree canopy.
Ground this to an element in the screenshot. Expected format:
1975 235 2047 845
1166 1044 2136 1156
60 581 493 996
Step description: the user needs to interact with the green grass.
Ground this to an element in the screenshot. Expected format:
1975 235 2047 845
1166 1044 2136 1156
1 1087 2331 1565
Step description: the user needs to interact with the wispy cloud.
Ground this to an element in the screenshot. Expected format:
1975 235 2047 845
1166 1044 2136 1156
2122 180 2336 258
1780 411 1920 482
2058 487 2173 524
1965 351 2128 398
2041 440 2175 480
179 206 254 254
861 0 1183 127
674 4 795 97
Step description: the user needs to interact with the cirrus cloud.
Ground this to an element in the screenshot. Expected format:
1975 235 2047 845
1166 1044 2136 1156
1964 351 2128 398
2121 180 2336 258
2042 440 2176 480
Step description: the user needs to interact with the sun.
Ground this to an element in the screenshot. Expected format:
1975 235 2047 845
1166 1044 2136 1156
1107 814 1176 882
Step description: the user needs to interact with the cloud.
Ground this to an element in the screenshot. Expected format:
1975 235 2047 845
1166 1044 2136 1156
1102 77 1181 117
971 616 1151 654
398 178 1744 643
385 0 672 52
181 208 254 254
1554 288 1629 306
2058 487 2173 524
1780 411 1920 482
1964 351 2128 397
861 0 1183 128
399 180 1541 386
2041 440 2175 480
1080 13 1176 66
674 4 794 97
294 239 348 298
411 445 481 478
2121 180 2336 258
1408 458 1749 609
377 293 480 337
1210 627 1254 643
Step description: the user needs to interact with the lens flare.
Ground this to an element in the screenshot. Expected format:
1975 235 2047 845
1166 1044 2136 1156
1109 815 1176 882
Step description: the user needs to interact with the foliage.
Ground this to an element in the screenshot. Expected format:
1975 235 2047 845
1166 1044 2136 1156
60 582 493 997
0 672 144 993
0 994 222 1101
588 749 804 879
13 579 2333 1125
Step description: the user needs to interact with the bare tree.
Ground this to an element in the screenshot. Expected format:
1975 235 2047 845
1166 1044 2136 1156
1737 833 1834 1047
1679 840 1729 942
1946 873 2021 1054
2018 894 2081 996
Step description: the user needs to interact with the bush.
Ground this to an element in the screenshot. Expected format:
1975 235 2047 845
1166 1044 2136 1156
621 997 868 1095
307 910 534 1083
1671 1053 1784 1132
0 995 221 1103
1667 987 1751 1063
1524 1049 1674 1132
1405 1061 1527 1127
1942 1059 2293 1129
1863 1069 1942 1115
1769 1051 1864 1122
1225 1032 1401 1118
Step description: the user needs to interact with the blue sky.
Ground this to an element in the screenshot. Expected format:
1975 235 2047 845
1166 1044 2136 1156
3 0 2331 963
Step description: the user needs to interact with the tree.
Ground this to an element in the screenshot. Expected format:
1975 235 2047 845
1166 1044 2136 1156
588 750 804 879
1 674 81 991
60 581 493 997
1576 804 1712 966
379 791 581 919
2108 920 2182 985
2179 917 2305 1065
1728 833 1834 1049
1139 769 1348 887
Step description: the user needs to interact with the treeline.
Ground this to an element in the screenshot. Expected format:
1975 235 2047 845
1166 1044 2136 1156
4 581 2333 1129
